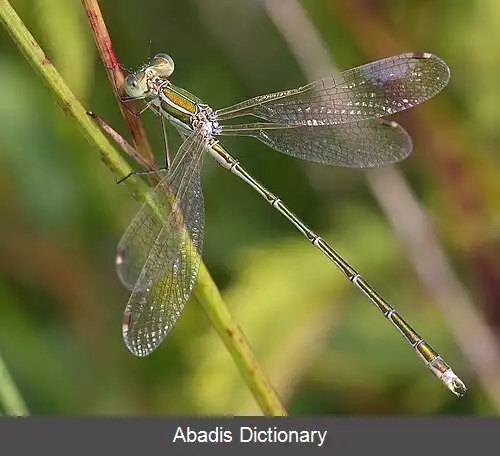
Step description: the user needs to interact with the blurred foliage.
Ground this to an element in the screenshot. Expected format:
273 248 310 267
0 0 499 415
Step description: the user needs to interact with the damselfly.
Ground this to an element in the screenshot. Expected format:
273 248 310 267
115 52 466 396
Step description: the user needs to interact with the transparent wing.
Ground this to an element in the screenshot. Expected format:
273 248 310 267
219 119 411 168
117 131 207 357
215 52 449 126
116 132 201 290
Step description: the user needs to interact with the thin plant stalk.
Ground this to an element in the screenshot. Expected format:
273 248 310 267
0 354 29 416
81 0 156 169
0 0 287 416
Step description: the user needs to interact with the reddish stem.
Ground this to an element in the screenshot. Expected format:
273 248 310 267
81 0 156 169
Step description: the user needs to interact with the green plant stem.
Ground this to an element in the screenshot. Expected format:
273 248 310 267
0 0 287 416
0 354 29 416
87 112 287 417
193 267 288 415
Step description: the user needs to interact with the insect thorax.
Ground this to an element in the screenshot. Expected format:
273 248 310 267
192 105 221 138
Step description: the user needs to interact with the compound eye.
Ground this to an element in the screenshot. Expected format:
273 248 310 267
151 53 175 77
124 74 144 98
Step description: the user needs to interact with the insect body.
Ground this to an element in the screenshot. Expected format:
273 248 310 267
116 52 466 397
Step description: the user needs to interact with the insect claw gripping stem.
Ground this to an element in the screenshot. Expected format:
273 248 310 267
116 168 168 185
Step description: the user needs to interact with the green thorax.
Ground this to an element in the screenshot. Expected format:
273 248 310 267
159 83 206 127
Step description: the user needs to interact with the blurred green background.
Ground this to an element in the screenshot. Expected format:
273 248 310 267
1 0 499 415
